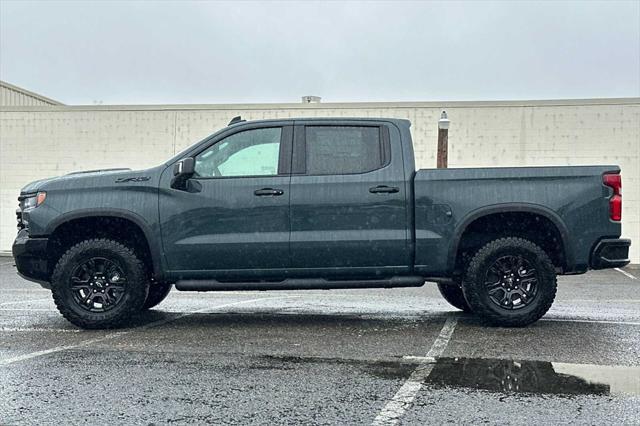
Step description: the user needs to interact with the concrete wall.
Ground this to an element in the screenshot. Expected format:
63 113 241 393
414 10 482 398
1 98 639 263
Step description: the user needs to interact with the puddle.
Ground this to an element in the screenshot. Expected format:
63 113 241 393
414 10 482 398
425 357 640 396
259 354 640 397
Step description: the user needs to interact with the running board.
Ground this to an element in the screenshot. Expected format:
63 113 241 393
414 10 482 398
175 276 425 291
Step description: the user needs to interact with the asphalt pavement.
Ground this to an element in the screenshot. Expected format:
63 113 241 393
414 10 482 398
0 258 639 425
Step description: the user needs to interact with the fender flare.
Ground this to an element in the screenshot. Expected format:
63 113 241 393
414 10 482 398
45 208 165 280
447 203 573 273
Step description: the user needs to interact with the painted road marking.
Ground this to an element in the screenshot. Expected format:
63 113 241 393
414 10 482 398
0 308 57 312
615 268 638 280
0 297 50 307
401 355 435 363
0 332 127 367
0 295 300 366
372 317 458 426
0 327 81 333
542 318 640 326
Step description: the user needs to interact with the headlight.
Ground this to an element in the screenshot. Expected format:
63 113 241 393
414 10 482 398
19 191 46 211
17 192 46 229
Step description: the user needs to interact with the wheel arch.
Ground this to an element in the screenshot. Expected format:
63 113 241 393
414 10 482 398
45 208 165 281
448 203 572 274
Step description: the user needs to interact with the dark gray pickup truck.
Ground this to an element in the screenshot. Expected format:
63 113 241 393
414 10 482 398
13 117 630 329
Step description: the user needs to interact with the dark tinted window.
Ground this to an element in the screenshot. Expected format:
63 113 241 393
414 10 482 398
305 126 383 175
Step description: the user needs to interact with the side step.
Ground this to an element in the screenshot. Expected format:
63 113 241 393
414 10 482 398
175 276 425 291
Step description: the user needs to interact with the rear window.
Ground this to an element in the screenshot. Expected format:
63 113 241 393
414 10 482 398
304 126 384 175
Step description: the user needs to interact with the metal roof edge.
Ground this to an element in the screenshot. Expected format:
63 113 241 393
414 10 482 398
0 80 64 105
1 97 638 112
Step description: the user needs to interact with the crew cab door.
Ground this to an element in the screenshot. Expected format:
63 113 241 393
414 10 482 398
289 121 411 276
159 124 293 276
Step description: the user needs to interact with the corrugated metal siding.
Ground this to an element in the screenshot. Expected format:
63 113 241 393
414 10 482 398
0 83 60 106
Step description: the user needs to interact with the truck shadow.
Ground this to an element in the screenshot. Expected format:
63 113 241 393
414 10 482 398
125 308 460 329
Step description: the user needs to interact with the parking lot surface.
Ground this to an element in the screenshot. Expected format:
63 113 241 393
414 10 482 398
1 259 639 425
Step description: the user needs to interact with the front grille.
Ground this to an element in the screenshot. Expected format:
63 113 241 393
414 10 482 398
17 194 30 210
16 208 24 230
17 194 34 230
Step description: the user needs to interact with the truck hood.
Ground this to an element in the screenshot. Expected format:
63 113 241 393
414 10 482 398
20 168 141 194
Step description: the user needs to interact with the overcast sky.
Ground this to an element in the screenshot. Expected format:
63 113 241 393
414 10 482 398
1 0 638 105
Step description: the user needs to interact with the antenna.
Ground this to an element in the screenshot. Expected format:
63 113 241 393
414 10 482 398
228 116 245 126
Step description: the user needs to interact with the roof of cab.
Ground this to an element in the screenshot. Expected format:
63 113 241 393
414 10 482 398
227 117 411 127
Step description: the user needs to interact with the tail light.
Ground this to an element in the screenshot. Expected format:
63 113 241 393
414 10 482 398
603 172 622 221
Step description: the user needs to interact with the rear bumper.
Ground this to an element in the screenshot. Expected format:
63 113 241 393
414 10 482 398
12 229 51 288
590 238 631 270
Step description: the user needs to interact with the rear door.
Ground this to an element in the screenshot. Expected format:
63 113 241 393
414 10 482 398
289 121 410 277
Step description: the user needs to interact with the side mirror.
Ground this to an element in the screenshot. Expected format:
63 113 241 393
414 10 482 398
171 157 195 190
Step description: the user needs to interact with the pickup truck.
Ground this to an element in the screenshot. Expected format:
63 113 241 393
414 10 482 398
13 117 631 329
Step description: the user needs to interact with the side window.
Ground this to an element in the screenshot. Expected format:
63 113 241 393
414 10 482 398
194 127 282 178
304 126 384 175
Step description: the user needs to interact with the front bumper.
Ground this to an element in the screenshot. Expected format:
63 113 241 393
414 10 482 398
590 238 631 270
12 229 51 288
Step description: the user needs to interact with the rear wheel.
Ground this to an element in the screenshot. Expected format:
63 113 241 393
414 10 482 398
461 237 557 327
142 282 172 310
51 239 149 329
437 282 472 312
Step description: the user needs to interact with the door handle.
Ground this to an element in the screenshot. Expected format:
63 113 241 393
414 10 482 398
369 185 399 194
254 188 284 196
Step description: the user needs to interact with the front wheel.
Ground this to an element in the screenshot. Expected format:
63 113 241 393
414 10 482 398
51 239 149 329
461 237 557 327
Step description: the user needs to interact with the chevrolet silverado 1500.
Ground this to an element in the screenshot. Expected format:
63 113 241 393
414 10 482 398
13 117 631 328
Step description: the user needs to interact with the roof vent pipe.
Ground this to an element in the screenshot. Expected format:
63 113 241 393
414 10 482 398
301 96 321 104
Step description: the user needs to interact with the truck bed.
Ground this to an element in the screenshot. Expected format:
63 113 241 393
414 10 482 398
412 165 621 276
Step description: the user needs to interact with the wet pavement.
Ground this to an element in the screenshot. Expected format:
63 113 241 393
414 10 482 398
0 259 639 425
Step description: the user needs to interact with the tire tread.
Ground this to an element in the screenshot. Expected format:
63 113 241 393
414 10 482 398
462 237 557 327
51 238 148 329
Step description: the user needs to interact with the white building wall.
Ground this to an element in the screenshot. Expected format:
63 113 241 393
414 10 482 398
1 99 638 262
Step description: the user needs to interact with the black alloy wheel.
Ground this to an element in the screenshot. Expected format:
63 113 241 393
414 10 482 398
461 237 557 327
51 238 149 329
70 257 127 312
484 255 539 310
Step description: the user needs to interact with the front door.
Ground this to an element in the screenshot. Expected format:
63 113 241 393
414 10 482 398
159 125 293 277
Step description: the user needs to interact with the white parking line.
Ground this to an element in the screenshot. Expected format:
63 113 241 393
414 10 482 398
542 318 640 326
615 268 638 280
0 308 57 312
372 317 458 426
0 332 127 367
0 297 50 307
0 327 81 333
567 299 640 303
0 295 299 366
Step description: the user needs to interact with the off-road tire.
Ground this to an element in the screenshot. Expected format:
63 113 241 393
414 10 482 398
142 282 172 310
51 238 149 329
461 237 557 327
437 282 472 312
